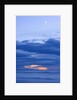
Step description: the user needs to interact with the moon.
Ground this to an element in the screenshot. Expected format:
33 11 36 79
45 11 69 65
44 21 47 24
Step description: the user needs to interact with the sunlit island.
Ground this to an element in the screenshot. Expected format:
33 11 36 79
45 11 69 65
24 64 48 70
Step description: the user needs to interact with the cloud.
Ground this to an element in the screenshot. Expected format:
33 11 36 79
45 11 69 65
16 49 59 60
30 53 59 61
16 39 60 55
16 49 36 55
16 38 60 67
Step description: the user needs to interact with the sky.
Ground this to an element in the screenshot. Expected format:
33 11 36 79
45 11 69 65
16 16 60 41
16 38 60 67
